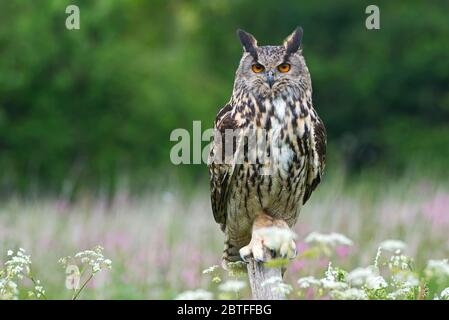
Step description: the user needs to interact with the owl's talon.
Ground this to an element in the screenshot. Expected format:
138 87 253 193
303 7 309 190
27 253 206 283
280 240 297 259
238 224 297 263
239 246 252 262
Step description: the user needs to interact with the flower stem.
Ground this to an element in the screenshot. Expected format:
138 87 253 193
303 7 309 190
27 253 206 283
72 274 93 300
29 275 47 300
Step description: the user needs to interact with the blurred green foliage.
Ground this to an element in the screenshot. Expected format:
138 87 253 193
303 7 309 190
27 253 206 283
0 0 448 194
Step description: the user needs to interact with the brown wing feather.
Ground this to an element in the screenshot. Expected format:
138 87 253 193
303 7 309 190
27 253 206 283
303 115 327 204
208 103 240 229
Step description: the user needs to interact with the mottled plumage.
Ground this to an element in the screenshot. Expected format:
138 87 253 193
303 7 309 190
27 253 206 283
208 28 326 266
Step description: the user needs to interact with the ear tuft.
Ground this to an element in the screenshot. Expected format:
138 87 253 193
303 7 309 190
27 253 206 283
283 27 303 55
237 29 258 58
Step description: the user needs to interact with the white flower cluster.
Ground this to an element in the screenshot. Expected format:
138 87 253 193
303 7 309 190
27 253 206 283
385 251 421 300
60 245 112 274
176 289 213 300
388 253 411 271
379 239 406 253
346 267 375 286
28 279 46 299
298 263 349 294
366 275 388 290
387 287 414 300
1 248 46 300
202 265 221 283
439 287 449 300
202 265 219 275
331 288 367 300
346 266 387 290
218 280 246 293
392 271 419 288
261 276 293 295
297 265 386 300
295 240 431 300
1 246 113 300
297 276 321 289
321 263 348 290
425 259 449 278
0 278 18 300
305 232 353 247
5 248 31 280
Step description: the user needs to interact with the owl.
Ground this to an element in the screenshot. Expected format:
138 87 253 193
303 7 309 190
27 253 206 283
208 27 326 268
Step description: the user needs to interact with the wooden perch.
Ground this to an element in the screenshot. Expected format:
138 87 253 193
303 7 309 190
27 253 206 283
247 257 285 300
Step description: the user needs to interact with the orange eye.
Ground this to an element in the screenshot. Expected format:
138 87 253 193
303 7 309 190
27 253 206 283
278 63 291 73
252 63 265 73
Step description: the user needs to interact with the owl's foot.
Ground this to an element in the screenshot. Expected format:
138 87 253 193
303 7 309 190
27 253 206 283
239 213 297 262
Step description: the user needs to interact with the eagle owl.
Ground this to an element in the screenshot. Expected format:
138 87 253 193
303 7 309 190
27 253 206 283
208 27 326 267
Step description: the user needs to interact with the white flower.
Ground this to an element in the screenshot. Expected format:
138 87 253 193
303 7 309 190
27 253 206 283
440 287 449 300
321 262 348 290
321 278 348 290
271 282 293 295
261 276 292 295
387 287 412 300
331 288 368 300
346 266 386 289
0 278 19 300
92 265 101 273
71 246 112 274
365 275 387 290
298 276 321 289
425 259 449 277
346 267 376 287
4 248 32 278
305 232 353 247
1 248 45 300
202 265 219 275
325 262 337 279
389 254 411 271
103 259 112 267
379 240 407 252
34 285 45 298
218 280 246 292
176 289 213 300
392 271 419 288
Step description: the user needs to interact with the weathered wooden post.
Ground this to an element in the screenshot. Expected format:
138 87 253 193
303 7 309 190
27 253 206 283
247 256 285 300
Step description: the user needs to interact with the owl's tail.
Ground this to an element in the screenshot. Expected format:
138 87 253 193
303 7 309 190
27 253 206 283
221 232 242 270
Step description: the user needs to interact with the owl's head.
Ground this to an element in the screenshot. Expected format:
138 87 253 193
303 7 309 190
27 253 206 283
234 27 310 98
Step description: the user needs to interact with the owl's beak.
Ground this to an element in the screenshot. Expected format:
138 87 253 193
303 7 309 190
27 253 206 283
266 71 275 88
